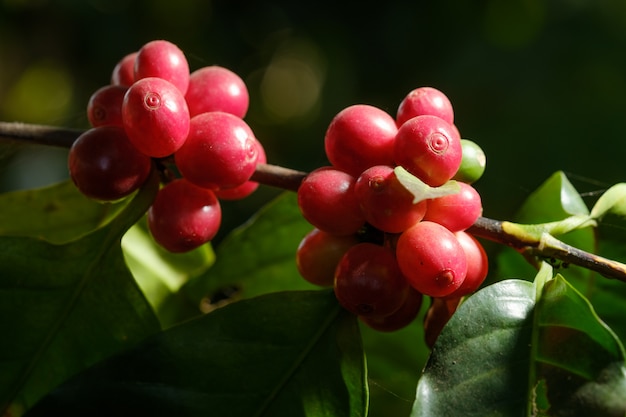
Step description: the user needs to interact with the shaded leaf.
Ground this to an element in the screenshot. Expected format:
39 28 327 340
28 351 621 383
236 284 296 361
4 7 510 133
360 311 431 417
0 179 127 244
182 192 317 307
0 173 161 414
412 266 626 416
25 290 368 417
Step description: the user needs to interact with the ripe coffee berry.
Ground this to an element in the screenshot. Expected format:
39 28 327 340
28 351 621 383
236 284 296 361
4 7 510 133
324 104 398 176
111 52 137 87
296 228 359 287
185 66 249 118
148 178 222 253
334 243 409 317
394 115 462 187
122 77 190 157
359 287 423 332
134 40 190 94
297 167 365 236
396 86 454 127
445 231 489 298
68 126 152 201
87 85 127 127
396 221 467 298
423 181 482 232
355 165 427 233
214 138 266 200
175 111 258 190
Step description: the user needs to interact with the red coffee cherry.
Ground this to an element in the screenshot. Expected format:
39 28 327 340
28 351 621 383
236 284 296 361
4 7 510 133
396 221 467 297
296 228 359 287
359 287 423 332
87 85 127 128
68 126 152 201
185 65 249 118
134 40 190 94
423 181 482 232
122 77 190 157
324 104 398 176
297 167 365 236
396 86 454 127
175 112 258 190
334 243 409 317
444 231 489 299
394 115 462 187
355 165 428 233
147 178 222 253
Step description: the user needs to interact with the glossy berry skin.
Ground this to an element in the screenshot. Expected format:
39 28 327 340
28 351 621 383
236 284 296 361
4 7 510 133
452 139 487 184
215 138 266 200
111 52 137 87
148 178 222 253
396 86 454 127
296 228 359 287
445 231 489 298
68 126 152 201
359 287 423 332
423 182 482 232
122 77 190 158
396 221 467 298
324 104 398 177
87 85 127 127
394 115 462 187
185 66 249 118
175 112 258 190
134 40 190 94
334 243 409 317
297 167 365 236
355 165 428 233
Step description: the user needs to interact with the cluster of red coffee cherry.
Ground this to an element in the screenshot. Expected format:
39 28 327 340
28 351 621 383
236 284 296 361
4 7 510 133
295 87 488 332
68 40 265 253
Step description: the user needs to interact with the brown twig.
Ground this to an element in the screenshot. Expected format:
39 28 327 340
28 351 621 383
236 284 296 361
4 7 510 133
1 121 626 283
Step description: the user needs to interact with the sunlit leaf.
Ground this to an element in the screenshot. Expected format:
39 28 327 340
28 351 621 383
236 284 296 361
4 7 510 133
394 166 460 203
25 290 368 417
590 183 626 220
495 171 595 283
0 173 160 414
0 179 127 244
412 266 626 416
121 219 215 327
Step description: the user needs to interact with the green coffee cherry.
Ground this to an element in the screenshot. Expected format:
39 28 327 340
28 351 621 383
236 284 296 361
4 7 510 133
453 139 486 184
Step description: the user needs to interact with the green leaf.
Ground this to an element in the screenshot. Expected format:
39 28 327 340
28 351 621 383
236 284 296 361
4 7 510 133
0 179 127 244
412 267 626 416
121 219 215 326
182 192 318 307
495 171 595 282
360 311 431 417
394 166 460 203
0 173 161 415
25 290 368 417
516 171 590 220
590 183 626 220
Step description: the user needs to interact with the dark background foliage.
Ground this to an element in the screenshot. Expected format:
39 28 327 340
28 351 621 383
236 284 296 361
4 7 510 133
2 0 626 239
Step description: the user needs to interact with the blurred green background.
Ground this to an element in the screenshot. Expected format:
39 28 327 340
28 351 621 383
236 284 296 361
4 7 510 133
1 0 626 235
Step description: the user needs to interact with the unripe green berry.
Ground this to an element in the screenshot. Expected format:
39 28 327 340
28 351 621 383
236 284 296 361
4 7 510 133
453 139 486 184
